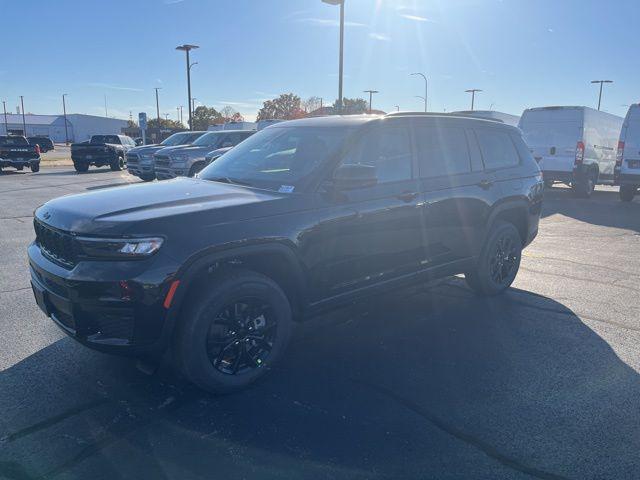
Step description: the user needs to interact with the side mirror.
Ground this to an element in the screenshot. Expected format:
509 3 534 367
221 142 234 148
332 164 377 190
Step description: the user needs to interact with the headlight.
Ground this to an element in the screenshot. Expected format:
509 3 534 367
77 237 164 259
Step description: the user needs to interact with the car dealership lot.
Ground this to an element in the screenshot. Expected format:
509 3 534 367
1 167 640 479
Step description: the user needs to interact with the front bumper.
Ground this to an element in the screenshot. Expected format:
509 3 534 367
28 242 178 357
155 167 187 180
127 162 156 178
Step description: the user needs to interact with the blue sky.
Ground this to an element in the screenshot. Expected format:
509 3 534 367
1 0 638 121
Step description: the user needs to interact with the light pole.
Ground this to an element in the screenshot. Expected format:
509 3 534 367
322 0 344 112
465 89 482 111
19 96 26 135
176 44 200 130
591 80 613 111
410 73 428 112
415 95 426 110
363 90 379 113
394 105 400 112
2 101 8 135
62 94 69 145
191 97 197 113
104 95 108 117
178 105 184 125
154 87 162 125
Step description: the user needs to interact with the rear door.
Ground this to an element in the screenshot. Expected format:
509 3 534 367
413 120 494 265
621 108 640 176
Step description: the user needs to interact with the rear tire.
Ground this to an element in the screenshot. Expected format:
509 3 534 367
465 221 522 296
572 170 596 198
140 175 155 182
74 162 89 173
30 163 40 173
176 269 293 394
110 156 124 171
620 185 637 202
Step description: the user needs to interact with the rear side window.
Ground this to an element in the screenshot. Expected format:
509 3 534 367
510 133 534 163
414 126 471 178
475 129 520 169
0 136 28 146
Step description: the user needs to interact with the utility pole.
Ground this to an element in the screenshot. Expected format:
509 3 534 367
363 90 379 113
19 96 26 135
410 73 428 112
154 87 162 125
104 95 108 117
176 44 199 130
178 105 184 125
591 80 613 111
465 89 482 111
322 0 345 112
2 101 8 135
62 94 69 145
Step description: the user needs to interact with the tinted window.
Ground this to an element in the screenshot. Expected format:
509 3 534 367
475 129 520 169
192 132 225 147
510 133 534 163
91 135 120 144
414 126 471 177
0 136 29 146
340 124 413 183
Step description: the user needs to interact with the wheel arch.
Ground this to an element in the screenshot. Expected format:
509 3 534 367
486 198 530 246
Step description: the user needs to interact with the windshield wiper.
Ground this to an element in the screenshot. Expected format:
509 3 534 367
207 176 252 187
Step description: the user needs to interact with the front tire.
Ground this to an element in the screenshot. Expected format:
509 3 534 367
176 269 293 394
110 156 124 171
188 162 205 177
465 221 522 296
620 185 637 202
30 163 40 173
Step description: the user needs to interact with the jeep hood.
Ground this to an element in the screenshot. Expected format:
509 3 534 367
35 178 289 235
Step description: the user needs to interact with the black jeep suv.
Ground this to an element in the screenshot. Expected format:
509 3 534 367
28 114 543 393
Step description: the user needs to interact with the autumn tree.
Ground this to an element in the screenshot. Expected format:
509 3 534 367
257 93 306 121
219 106 245 123
147 118 185 129
302 96 323 113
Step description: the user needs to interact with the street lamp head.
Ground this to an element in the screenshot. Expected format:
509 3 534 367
176 44 199 51
465 89 483 93
591 80 613 84
322 0 343 5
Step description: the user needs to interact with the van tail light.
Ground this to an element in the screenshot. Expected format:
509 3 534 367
574 141 585 165
616 141 625 167
35 144 41 155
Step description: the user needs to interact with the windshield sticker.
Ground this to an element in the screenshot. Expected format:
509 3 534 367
278 185 295 193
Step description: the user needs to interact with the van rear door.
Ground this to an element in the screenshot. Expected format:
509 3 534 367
621 106 640 175
519 108 582 175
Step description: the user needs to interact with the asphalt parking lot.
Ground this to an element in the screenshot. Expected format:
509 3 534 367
1 167 640 480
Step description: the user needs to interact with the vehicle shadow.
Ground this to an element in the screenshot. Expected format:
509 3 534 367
542 185 640 233
36 167 118 176
1 280 640 479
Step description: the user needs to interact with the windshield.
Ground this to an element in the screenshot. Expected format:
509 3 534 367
160 132 201 146
192 132 226 147
90 135 120 144
0 136 29 146
199 126 354 190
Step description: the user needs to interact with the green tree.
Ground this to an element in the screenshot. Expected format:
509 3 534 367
191 106 222 130
257 93 305 121
147 118 185 129
334 97 368 115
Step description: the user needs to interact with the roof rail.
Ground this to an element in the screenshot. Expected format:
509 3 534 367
385 111 506 123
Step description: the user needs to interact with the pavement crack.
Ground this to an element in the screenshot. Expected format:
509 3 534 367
1 398 110 444
353 380 572 480
0 287 31 295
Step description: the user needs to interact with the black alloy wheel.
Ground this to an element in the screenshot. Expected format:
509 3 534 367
206 298 277 375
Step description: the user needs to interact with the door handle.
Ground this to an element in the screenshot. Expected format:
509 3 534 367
396 191 419 202
478 179 494 190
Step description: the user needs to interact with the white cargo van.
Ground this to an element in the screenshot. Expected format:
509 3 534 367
519 106 623 197
452 110 520 127
614 104 640 201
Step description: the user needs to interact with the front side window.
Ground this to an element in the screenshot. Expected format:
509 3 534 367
200 126 353 191
192 132 225 148
475 129 520 169
414 125 471 178
340 124 412 183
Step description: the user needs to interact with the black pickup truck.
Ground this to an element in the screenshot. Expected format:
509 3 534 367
0 135 41 173
71 134 135 173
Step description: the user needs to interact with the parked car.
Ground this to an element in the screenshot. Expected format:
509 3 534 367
27 136 54 153
127 131 207 182
614 104 640 202
70 134 136 173
519 106 623 197
0 135 41 173
202 147 233 168
28 113 543 393
154 130 254 180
